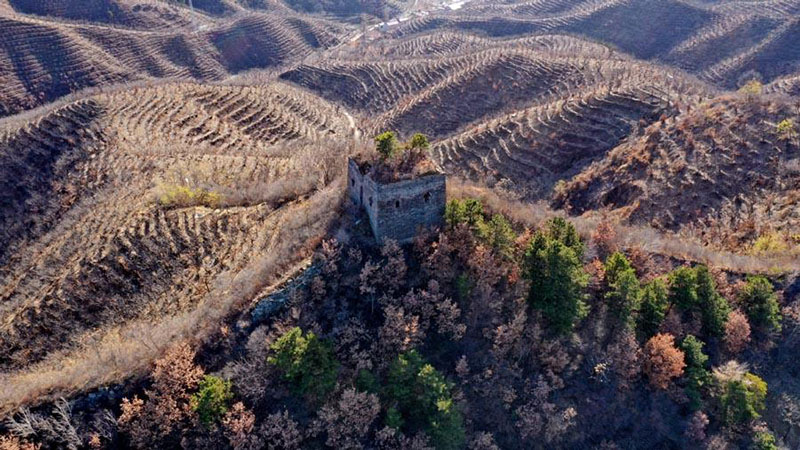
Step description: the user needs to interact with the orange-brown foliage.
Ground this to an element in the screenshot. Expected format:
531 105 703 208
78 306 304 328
724 310 751 354
118 343 204 448
642 334 686 390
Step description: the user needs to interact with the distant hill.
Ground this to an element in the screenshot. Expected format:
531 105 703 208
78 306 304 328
0 3 345 117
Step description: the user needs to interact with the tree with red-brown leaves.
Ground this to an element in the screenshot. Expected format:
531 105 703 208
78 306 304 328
379 304 424 358
642 333 686 390
420 232 458 284
0 435 38 450
592 219 618 261
378 239 407 294
317 388 381 449
724 310 751 354
607 329 641 389
469 432 500 450
259 410 303 450
319 239 341 277
684 411 708 442
222 403 259 450
118 342 204 448
375 426 432 450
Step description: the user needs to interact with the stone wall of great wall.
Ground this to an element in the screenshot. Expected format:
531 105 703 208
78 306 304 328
348 158 446 243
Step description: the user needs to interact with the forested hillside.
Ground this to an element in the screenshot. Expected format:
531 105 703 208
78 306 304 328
0 0 799 448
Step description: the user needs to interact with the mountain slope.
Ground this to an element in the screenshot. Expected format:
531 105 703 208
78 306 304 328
0 82 350 382
0 6 346 118
555 95 800 248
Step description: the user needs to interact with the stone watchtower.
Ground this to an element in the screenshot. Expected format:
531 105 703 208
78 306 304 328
348 157 446 243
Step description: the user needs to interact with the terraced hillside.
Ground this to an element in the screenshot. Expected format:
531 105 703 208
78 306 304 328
283 34 712 199
768 73 800 97
555 95 800 249
0 3 346 117
279 22 800 250
432 84 680 198
8 0 199 29
283 35 699 134
387 0 800 88
0 81 351 412
281 0 411 17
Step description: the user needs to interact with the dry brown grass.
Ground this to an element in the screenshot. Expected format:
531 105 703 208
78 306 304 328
0 183 343 416
0 81 355 414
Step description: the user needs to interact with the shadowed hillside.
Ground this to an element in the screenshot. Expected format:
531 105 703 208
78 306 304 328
389 0 800 88
555 94 800 251
0 5 346 117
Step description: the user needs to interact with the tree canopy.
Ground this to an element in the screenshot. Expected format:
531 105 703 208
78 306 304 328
738 276 781 334
268 327 339 402
386 350 465 450
375 131 400 160
190 375 233 425
524 219 588 334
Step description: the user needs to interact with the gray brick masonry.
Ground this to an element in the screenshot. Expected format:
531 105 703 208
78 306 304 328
348 158 446 243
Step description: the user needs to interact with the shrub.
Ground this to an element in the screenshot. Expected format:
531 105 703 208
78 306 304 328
695 265 730 337
776 119 797 142
752 429 778 450
643 333 686 390
738 277 781 334
739 80 763 96
751 232 789 255
157 184 223 208
268 327 339 402
386 350 465 450
375 131 400 160
407 133 430 150
0 435 37 450
191 375 234 425
524 227 588 334
592 219 618 260
638 278 669 339
719 372 767 426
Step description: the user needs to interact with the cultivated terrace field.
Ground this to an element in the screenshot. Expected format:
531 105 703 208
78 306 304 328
0 0 799 449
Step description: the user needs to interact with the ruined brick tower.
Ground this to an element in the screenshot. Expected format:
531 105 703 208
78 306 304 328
348 158 446 243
